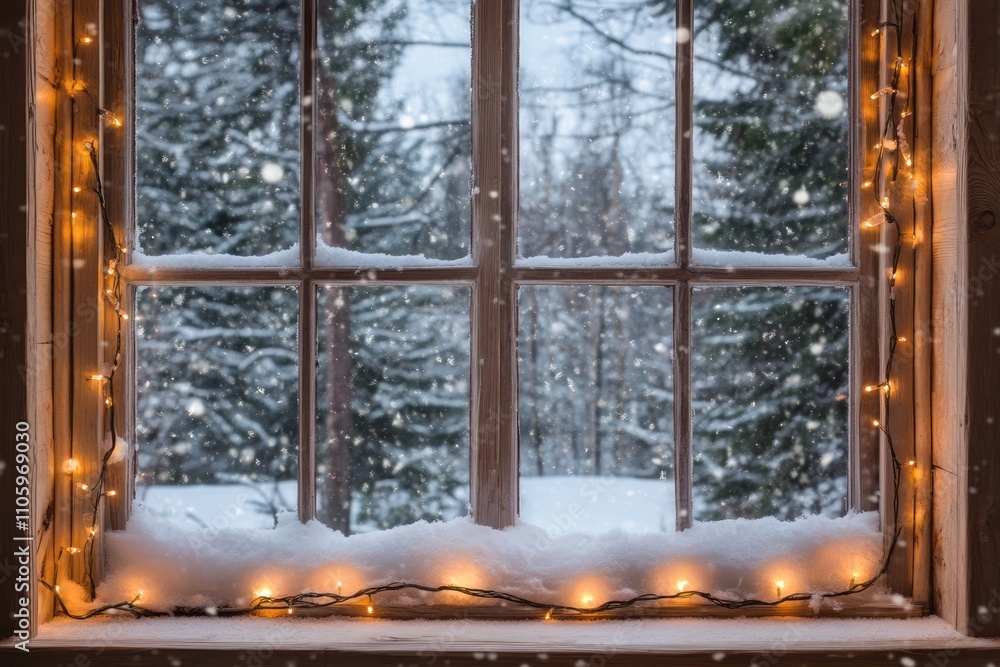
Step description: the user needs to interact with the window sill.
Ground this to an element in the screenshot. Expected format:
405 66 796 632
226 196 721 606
7 616 1000 666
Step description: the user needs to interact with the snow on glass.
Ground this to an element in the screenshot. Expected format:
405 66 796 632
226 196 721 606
136 1 302 256
518 287 674 533
692 286 850 521
518 0 676 260
315 0 471 260
315 285 471 533
693 0 850 258
135 287 300 525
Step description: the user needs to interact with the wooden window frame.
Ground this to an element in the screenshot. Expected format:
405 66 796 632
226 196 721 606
120 0 890 538
21 0 1000 654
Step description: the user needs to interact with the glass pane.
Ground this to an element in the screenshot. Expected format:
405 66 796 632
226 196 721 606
315 1 471 262
135 287 299 529
692 0 849 262
136 0 301 258
518 286 674 532
691 286 849 521
518 1 676 261
317 285 470 533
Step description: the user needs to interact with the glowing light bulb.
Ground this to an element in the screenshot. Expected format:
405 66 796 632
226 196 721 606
66 547 81 555
907 459 916 466
54 585 61 594
898 336 907 343
71 211 77 220
862 180 873 189
287 608 293 615
89 374 106 382
367 604 374 614
864 212 886 228
88 527 96 537
581 595 594 606
336 580 343 594
63 458 81 474
119 312 129 321
81 36 93 44
871 86 895 100
76 482 89 491
677 580 689 592
107 490 117 497
881 196 891 208
870 27 880 37
865 385 876 393
544 608 554 620
873 419 880 427
850 571 859 587
775 580 784 597
73 186 82 193
255 587 272 599
105 397 113 407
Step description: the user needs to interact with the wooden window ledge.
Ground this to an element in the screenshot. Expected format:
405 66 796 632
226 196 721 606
4 616 1000 666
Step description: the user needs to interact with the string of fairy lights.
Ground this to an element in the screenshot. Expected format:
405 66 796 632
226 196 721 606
43 4 918 620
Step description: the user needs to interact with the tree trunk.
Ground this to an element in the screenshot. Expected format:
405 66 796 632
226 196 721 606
315 42 353 534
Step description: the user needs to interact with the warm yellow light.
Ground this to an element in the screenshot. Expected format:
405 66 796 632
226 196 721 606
88 527 96 537
881 196 890 208
367 605 374 614
63 458 81 474
544 608 553 620
81 36 93 44
898 336 907 343
864 212 886 228
89 374 106 382
581 594 594 606
119 312 129 321
676 580 689 592
105 397 113 407
870 27 880 37
66 547 81 555
865 385 876 392
862 180 873 189
872 419 880 427
107 490 117 497
71 211 77 219
905 158 913 167
73 186 82 193
907 459 916 466
775 580 784 596
254 587 272 598
76 482 89 491
287 608 293 615
883 383 891 394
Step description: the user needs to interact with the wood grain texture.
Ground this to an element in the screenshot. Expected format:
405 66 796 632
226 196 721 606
964 0 1000 638
0 0 30 643
28 0 58 629
102 0 132 531
910 0 933 610
929 0 968 632
854 0 883 521
5 639 999 667
881 0 916 601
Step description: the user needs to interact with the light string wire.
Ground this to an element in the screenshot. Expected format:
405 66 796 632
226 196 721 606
43 7 916 619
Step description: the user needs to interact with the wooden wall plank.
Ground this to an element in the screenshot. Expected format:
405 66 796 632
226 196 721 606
0 0 30 643
964 0 1000 639
28 0 58 630
930 0 967 633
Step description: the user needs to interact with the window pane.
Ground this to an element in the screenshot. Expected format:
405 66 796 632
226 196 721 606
135 287 299 529
518 286 674 532
691 286 849 521
136 0 301 258
316 285 470 533
315 1 471 263
518 1 676 261
692 0 849 262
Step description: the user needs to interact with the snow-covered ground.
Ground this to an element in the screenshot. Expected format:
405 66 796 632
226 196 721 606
138 475 675 533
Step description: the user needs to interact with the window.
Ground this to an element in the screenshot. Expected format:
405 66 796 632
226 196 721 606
130 0 874 535
34 0 931 624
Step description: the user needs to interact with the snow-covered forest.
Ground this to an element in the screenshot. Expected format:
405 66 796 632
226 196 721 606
133 0 850 533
